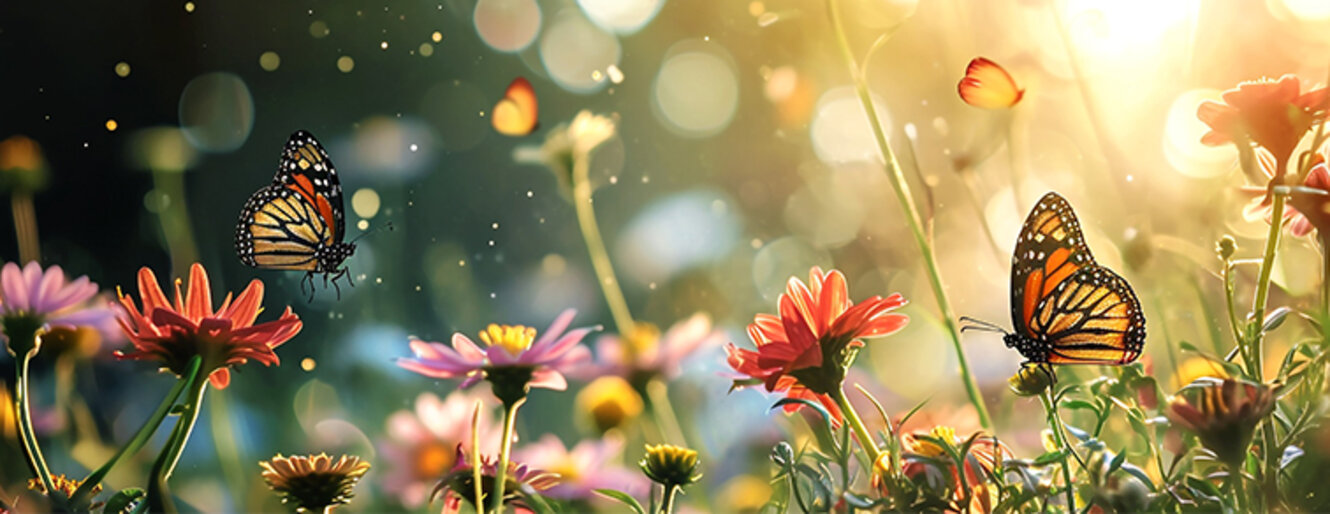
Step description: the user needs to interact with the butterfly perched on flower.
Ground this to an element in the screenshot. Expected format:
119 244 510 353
963 192 1145 365
235 130 355 299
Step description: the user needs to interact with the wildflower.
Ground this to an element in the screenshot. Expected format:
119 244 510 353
0 135 49 192
1198 75 1328 173
639 444 702 488
575 313 725 387
575 376 644 434
901 426 1011 513
1169 357 1229 391
1 262 116 358
259 453 371 512
957 57 1024 109
514 434 648 501
398 308 595 406
432 445 558 514
1007 363 1054 397
27 474 100 501
717 475 772 514
1216 235 1238 260
535 110 617 192
1286 158 1330 237
1167 377 1276 466
114 262 303 389
726 267 908 425
379 390 500 508
1242 149 1327 236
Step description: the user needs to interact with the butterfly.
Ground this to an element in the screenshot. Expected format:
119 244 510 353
957 57 1024 109
492 77 539 136
962 192 1145 365
235 130 356 299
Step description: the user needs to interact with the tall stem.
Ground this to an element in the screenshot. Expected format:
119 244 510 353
827 0 991 428
571 149 635 335
646 379 687 445
830 387 883 464
660 484 680 514
1040 392 1076 513
162 376 208 479
1321 237 1329 319
14 346 56 495
11 190 40 264
152 169 199 276
491 398 525 514
1250 181 1287 380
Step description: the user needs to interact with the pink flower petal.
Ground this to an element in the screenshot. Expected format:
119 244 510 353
2 262 30 312
532 308 577 348
528 368 567 390
451 333 487 361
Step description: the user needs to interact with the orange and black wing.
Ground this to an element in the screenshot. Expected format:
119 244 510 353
1029 265 1146 365
235 130 345 270
1010 192 1095 337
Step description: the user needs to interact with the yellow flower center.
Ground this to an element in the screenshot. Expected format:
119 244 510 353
413 442 455 479
623 323 661 361
547 456 582 483
479 324 537 357
910 426 957 458
576 376 644 433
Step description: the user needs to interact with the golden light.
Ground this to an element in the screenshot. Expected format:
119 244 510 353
474 0 542 53
184 1 194 12
259 51 280 71
652 41 739 137
577 0 664 34
809 86 891 164
336 56 355 73
114 62 131 78
309 20 330 38
539 9 620 93
352 188 381 218
300 358 316 371
105 119 118 131
418 43 434 57
431 31 443 43
1163 88 1235 179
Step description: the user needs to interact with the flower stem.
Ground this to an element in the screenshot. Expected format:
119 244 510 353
11 190 40 264
491 397 525 514
13 344 56 496
660 484 680 514
146 372 208 514
1250 186 1287 380
1040 391 1076 513
1228 467 1246 512
151 168 199 276
1321 236 1329 320
471 401 485 513
830 386 882 465
647 379 688 445
826 0 991 429
571 146 635 335
72 356 201 505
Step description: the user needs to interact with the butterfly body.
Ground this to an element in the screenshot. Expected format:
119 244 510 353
235 130 355 298
968 192 1146 365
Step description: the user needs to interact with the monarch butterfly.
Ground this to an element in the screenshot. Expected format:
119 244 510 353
962 192 1145 365
235 130 355 299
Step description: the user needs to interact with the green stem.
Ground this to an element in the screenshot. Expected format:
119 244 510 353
151 169 199 276
646 379 687 445
471 401 485 513
570 145 635 335
1250 187 1287 380
14 344 56 496
72 357 202 505
11 190 41 264
491 398 524 514
1040 392 1076 513
209 385 248 506
830 387 883 465
1229 467 1246 513
826 0 991 429
660 484 680 514
162 375 208 479
1321 237 1329 320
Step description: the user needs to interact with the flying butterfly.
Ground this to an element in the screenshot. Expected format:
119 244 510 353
235 130 356 299
957 57 1024 109
961 192 1145 366
492 77 539 136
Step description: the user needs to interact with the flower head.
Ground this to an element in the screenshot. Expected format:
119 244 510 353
1007 363 1054 397
640 444 702 488
726 267 908 426
576 313 725 386
530 110 617 193
1167 377 1277 466
514 434 648 501
1 262 116 357
1198 75 1328 169
259 453 371 512
398 309 595 405
378 390 500 508
432 445 558 514
901 427 1011 513
114 263 303 389
1241 149 1328 236
575 376 644 434
0 135 49 192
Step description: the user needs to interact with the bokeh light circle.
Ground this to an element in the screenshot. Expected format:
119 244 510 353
615 189 741 284
114 62 131 78
810 86 892 164
752 237 833 301
539 9 621 94
177 72 255 153
783 170 867 248
259 51 281 71
1163 89 1236 179
652 40 740 138
343 116 438 181
577 0 664 34
352 188 381 218
474 0 542 53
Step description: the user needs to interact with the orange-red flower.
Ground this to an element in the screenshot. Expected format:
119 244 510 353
1198 75 1328 173
957 57 1024 109
726 267 908 425
900 426 1011 513
1242 149 1330 237
115 263 302 389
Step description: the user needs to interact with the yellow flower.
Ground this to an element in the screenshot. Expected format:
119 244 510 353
1008 363 1054 397
622 322 661 361
640 444 701 487
717 475 771 513
904 426 957 458
479 324 537 357
1170 357 1229 391
259 453 371 512
575 376 644 433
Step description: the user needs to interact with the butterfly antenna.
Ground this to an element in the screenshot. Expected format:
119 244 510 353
350 220 395 244
958 316 1008 334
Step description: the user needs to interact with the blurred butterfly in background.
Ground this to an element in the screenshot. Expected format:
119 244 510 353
492 77 539 136
962 191 1146 366
957 57 1024 109
235 130 356 300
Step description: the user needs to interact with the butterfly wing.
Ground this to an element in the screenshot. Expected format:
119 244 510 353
958 57 1024 109
235 130 345 271
1034 265 1146 365
1010 192 1096 337
492 77 539 136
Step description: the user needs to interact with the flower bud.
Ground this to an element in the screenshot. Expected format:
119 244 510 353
640 444 702 488
1008 364 1054 397
1217 235 1237 260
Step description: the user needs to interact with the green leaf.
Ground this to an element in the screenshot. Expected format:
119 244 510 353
1120 461 1157 491
771 398 835 435
1108 449 1127 476
594 489 646 514
1033 450 1066 466
1126 411 1152 444
1263 306 1293 333
523 490 559 514
1062 399 1100 414
105 488 146 514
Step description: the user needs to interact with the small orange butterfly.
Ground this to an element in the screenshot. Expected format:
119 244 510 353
492 77 539 136
958 57 1024 109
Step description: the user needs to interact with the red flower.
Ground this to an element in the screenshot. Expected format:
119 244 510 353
1242 149 1330 237
726 267 908 425
115 263 302 389
1198 75 1327 173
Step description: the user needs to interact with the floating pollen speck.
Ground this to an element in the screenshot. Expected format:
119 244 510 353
184 1 195 12
300 358 316 371
607 64 624 84
114 61 131 78
431 31 443 43
337 56 354 73
105 119 118 131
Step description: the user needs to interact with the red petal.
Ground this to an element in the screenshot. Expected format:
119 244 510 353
185 262 212 320
210 368 231 389
958 57 1023 109
136 267 170 314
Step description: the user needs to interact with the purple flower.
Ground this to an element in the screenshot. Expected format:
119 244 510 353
377 390 502 508
1 262 115 354
573 313 725 385
513 434 649 501
398 309 596 404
